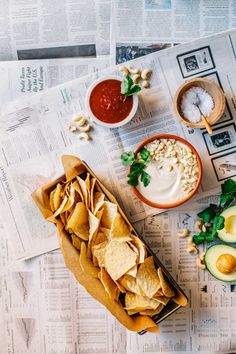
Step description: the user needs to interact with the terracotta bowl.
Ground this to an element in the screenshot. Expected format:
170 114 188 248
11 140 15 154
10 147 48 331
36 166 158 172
131 134 202 209
173 78 225 129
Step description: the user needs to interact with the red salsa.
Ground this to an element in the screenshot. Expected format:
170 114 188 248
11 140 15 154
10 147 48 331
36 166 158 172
89 79 133 124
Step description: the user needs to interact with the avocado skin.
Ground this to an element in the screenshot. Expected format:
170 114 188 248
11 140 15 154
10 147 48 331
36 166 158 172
204 244 236 282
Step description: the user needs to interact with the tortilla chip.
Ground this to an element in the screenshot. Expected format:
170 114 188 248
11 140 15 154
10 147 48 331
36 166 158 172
131 235 146 264
153 295 170 306
139 304 164 316
90 177 96 212
110 213 131 241
60 212 66 226
125 293 160 311
100 227 110 239
99 268 119 301
158 268 175 298
53 195 68 217
93 231 108 246
119 275 140 294
88 210 101 242
126 265 138 278
100 202 117 229
87 209 104 258
58 226 159 332
50 189 56 212
104 240 137 280
93 240 108 267
66 202 89 240
93 192 105 215
136 256 161 298
128 242 139 260
72 180 84 202
71 234 82 251
80 242 99 278
77 176 89 207
114 280 126 293
85 173 91 208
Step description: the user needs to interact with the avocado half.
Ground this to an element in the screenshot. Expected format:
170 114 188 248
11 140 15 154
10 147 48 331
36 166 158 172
205 244 236 282
217 205 236 243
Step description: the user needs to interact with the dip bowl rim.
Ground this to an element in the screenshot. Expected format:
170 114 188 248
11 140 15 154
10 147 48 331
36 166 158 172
131 134 202 209
86 75 138 128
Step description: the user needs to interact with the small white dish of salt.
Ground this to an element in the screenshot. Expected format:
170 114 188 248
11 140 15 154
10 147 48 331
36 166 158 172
181 86 214 134
173 78 226 134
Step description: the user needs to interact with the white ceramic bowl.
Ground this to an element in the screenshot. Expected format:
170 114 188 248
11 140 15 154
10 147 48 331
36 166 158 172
86 75 139 128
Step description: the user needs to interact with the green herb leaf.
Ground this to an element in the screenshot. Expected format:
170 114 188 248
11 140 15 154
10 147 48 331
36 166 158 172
220 178 236 207
141 170 151 187
197 203 218 223
213 215 225 230
193 178 234 245
120 151 135 166
140 148 152 162
121 147 152 188
130 161 145 173
210 215 224 239
221 179 236 195
121 76 133 95
193 231 208 245
121 75 141 96
220 193 234 206
127 85 141 96
127 172 139 187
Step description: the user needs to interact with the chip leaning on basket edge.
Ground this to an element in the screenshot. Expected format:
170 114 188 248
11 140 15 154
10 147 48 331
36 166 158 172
32 155 188 333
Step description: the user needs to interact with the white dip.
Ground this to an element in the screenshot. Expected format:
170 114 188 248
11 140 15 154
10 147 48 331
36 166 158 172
136 139 199 205
137 159 187 204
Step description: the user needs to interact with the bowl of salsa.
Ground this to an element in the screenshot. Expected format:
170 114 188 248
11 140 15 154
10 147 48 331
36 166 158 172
86 76 138 128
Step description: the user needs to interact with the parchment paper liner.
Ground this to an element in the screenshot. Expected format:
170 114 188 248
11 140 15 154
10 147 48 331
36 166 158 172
32 155 188 333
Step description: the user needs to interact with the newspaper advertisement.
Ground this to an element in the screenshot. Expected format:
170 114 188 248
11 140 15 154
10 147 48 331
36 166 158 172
0 0 111 61
111 0 236 64
0 201 235 353
0 57 110 104
0 30 236 261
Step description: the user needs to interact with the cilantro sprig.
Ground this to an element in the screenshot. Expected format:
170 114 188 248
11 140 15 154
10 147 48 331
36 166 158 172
121 148 151 187
121 75 141 97
193 178 236 245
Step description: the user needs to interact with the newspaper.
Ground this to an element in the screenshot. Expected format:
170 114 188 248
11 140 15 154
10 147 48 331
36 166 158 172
0 0 111 61
0 201 235 353
0 57 110 104
1 29 236 261
111 0 236 64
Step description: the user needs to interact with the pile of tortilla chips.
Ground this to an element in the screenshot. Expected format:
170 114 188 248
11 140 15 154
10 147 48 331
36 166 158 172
33 155 187 333
49 174 175 313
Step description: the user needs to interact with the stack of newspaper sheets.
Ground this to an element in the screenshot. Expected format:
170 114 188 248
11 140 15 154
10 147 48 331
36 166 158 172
0 1 236 353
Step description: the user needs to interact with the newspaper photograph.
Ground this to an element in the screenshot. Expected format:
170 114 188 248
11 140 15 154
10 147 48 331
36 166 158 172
110 0 236 64
0 29 236 261
0 0 111 61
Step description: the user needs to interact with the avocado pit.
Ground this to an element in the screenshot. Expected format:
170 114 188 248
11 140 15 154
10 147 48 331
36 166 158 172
216 253 236 274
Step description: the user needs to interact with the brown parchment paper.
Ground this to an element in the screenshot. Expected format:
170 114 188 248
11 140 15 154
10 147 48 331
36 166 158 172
32 155 188 333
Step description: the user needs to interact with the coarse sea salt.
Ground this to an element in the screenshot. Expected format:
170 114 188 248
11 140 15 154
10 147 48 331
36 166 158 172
181 86 214 123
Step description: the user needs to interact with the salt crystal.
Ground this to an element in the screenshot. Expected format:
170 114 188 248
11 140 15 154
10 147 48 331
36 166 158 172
180 86 214 124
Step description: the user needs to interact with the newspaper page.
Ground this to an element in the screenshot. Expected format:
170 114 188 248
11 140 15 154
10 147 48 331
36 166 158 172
0 216 127 354
128 202 236 353
0 30 236 261
111 0 236 64
0 57 110 104
0 202 235 353
0 0 111 61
